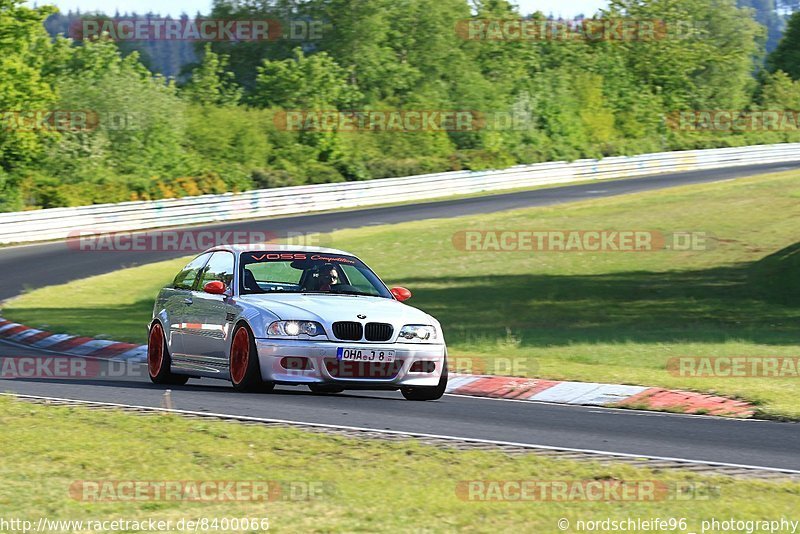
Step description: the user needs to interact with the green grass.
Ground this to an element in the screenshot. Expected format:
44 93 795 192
4 170 800 417
0 396 798 533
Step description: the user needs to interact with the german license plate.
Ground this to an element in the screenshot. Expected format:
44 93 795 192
336 348 395 362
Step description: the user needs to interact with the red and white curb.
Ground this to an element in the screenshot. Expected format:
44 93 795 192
0 318 146 361
0 317 755 417
446 375 755 417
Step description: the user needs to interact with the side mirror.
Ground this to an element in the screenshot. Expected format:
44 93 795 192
203 281 227 295
390 287 412 302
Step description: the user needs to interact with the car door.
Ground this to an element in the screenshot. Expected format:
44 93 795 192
181 251 237 371
165 252 212 361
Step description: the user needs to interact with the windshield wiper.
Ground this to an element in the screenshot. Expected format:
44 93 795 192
300 290 378 297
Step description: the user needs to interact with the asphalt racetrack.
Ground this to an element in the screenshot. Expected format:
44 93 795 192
2 161 799 471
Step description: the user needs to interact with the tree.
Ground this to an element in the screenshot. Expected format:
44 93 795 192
181 44 242 106
606 0 762 111
251 48 362 109
768 11 800 79
759 69 800 108
0 0 57 172
205 0 306 89
43 37 189 204
738 0 785 52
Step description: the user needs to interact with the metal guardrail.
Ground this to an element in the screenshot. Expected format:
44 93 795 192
2 143 799 244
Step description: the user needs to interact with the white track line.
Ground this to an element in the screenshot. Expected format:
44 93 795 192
3 392 798 475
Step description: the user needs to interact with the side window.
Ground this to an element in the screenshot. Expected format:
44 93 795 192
199 251 235 289
173 253 211 290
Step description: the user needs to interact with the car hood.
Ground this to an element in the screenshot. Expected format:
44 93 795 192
238 293 436 326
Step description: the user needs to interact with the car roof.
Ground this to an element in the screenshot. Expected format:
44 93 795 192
204 244 355 256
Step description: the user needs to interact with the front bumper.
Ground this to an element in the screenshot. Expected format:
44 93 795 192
255 339 446 388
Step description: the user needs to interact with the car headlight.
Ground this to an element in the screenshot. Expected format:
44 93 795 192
398 324 437 342
267 321 326 338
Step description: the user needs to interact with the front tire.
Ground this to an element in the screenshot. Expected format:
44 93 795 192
147 322 189 385
230 323 274 393
401 360 448 401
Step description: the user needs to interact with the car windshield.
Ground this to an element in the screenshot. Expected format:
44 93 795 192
239 251 392 298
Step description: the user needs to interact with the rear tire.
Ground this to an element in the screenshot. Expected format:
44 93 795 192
230 323 274 393
308 384 344 394
147 322 189 386
401 360 448 401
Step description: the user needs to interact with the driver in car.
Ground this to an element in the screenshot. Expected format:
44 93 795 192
318 265 339 291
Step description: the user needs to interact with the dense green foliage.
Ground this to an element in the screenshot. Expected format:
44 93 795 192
738 0 786 52
768 11 800 79
2 0 800 211
44 11 199 78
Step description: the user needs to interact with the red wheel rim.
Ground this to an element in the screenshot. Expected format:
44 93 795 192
230 328 250 384
148 323 164 378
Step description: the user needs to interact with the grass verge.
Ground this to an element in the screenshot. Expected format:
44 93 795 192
4 170 800 416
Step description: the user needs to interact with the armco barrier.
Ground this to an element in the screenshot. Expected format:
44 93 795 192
1 143 799 244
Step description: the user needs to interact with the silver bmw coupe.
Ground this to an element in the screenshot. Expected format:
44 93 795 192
147 245 448 400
